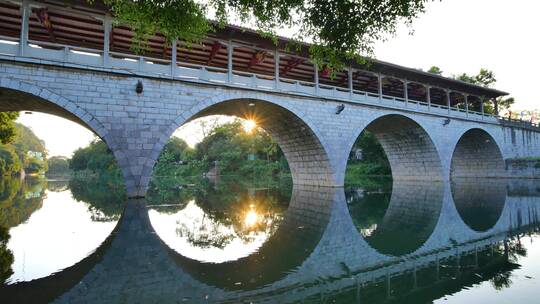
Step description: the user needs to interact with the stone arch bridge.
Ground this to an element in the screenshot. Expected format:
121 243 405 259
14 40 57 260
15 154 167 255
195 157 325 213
0 0 539 197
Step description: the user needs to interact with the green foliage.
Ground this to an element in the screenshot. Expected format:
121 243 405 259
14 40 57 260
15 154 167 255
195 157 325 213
11 123 46 157
0 123 48 176
193 120 286 177
47 156 70 175
345 163 391 183
0 177 46 229
97 0 432 68
346 131 391 183
69 176 126 221
452 68 515 113
70 138 122 178
153 137 203 177
0 112 19 145
102 0 211 53
0 225 14 284
346 178 392 232
25 156 47 174
427 66 443 75
0 145 21 176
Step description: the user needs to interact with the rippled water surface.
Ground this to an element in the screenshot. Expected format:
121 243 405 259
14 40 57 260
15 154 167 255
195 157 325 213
1 176 540 303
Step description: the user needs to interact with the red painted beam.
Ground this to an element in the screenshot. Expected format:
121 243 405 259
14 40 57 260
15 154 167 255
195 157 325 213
33 8 55 41
207 41 222 65
280 58 304 77
247 51 267 69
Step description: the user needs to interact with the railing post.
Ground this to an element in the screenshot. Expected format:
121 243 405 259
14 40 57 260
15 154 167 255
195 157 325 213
446 89 451 115
348 67 353 98
138 56 144 72
378 73 383 101
63 46 69 61
426 85 431 112
480 96 485 120
314 63 319 94
170 39 177 77
464 94 469 117
274 49 280 89
19 0 30 56
404 79 408 107
102 14 112 67
227 41 234 83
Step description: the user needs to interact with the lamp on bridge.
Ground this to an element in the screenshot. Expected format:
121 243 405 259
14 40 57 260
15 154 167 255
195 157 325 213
442 118 451 126
136 80 144 94
336 104 345 115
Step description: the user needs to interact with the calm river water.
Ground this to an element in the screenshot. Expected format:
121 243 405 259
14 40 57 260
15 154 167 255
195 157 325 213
1 176 540 303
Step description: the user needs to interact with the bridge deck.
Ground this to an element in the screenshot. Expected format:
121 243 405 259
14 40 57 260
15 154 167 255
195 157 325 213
0 0 537 130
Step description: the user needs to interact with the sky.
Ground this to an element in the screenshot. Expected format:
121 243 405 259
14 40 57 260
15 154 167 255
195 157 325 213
15 0 540 157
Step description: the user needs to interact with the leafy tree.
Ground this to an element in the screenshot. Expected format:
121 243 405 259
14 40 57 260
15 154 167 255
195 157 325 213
25 156 47 174
427 66 443 75
346 131 391 181
70 138 121 178
453 68 515 113
154 137 204 177
11 123 46 156
47 156 70 175
98 0 433 69
1 123 48 175
0 146 21 176
0 112 19 145
193 120 286 176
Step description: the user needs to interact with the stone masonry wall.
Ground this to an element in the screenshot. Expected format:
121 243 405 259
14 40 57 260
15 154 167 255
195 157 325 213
1 60 540 197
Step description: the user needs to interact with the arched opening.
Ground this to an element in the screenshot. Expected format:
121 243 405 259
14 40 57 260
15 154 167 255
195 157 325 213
145 98 334 281
148 98 334 189
451 178 506 232
188 99 334 186
346 179 444 256
0 85 125 285
451 128 505 178
346 114 443 184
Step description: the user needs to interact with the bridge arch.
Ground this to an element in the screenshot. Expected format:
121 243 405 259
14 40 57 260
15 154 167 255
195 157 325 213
450 128 505 178
143 93 337 191
344 114 444 182
0 77 131 193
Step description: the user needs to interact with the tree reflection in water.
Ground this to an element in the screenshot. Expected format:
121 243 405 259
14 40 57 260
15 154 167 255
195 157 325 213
0 175 125 284
0 226 13 284
68 176 126 222
148 177 291 263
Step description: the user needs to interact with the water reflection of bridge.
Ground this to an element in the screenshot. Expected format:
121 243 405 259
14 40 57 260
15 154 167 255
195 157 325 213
1 179 539 303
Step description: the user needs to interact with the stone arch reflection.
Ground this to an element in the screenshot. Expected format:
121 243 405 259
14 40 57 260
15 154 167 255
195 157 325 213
452 178 507 232
347 179 444 256
158 184 334 291
147 178 293 263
